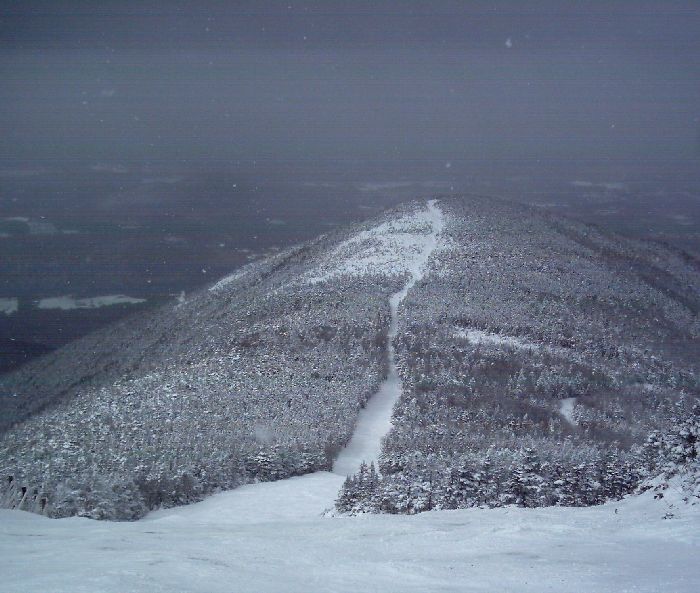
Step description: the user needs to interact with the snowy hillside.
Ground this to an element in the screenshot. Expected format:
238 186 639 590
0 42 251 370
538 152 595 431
304 199 445 285
0 201 444 518
337 198 700 514
1 196 698 523
333 200 444 476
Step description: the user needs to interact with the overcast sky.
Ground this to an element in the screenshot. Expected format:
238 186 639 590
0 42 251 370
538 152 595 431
1 1 699 169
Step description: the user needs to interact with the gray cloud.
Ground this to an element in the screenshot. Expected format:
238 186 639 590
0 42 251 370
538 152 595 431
0 1 698 171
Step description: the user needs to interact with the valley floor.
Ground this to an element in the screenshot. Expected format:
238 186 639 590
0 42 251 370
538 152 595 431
1 471 699 593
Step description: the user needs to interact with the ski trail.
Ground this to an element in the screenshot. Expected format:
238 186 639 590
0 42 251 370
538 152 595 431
333 200 444 476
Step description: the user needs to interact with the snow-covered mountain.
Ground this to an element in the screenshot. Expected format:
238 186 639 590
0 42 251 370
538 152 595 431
0 196 698 520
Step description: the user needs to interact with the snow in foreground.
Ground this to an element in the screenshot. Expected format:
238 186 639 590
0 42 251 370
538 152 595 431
1 471 698 593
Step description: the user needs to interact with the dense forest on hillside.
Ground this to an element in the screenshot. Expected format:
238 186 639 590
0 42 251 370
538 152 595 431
1 197 698 520
336 198 700 513
0 205 422 519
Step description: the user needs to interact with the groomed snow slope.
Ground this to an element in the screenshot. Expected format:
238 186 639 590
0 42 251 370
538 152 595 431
1 477 698 593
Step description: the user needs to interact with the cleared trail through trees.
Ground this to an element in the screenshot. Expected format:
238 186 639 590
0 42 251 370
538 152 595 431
333 199 444 477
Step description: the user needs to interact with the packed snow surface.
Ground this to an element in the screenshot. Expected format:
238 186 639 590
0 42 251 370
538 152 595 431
333 200 444 476
1 475 698 593
332 373 402 477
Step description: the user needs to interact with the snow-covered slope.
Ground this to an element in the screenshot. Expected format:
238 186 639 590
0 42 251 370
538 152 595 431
1 475 698 593
304 199 445 285
1 195 698 524
337 196 699 514
1 195 700 591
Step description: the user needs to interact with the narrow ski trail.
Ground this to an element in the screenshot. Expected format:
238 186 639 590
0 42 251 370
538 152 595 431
333 199 444 477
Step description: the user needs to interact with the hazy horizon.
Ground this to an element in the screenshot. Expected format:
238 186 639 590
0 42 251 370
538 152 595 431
1 1 699 370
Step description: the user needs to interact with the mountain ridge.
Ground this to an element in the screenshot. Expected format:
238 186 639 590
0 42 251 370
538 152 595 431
1 195 698 519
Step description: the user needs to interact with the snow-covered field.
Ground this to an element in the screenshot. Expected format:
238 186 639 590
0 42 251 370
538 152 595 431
1 474 698 593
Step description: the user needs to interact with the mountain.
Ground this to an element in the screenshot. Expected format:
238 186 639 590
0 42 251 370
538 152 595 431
1 196 698 519
337 197 700 512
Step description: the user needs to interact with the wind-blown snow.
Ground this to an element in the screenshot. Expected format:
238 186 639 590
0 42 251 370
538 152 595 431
1 476 698 593
333 200 444 476
305 200 445 285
